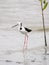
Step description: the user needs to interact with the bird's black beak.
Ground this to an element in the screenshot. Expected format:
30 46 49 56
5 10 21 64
11 24 18 28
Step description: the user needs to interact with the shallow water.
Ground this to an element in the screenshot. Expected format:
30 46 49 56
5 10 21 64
0 30 49 65
0 0 49 65
0 0 49 27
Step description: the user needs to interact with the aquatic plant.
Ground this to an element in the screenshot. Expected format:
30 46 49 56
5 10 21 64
39 0 48 55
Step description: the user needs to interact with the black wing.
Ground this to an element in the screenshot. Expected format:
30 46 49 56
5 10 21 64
25 27 32 32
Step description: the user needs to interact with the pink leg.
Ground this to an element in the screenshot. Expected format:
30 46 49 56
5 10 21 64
23 35 26 50
23 34 28 51
25 35 28 49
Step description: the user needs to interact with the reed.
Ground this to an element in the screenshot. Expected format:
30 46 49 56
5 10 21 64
39 0 48 55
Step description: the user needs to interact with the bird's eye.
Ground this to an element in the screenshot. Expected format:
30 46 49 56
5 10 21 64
20 28 22 30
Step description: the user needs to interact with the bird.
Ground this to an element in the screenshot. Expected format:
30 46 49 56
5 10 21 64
11 22 32 51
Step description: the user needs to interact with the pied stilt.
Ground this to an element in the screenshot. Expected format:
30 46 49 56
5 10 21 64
11 22 32 50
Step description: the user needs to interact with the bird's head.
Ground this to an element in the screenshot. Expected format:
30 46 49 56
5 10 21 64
17 22 22 26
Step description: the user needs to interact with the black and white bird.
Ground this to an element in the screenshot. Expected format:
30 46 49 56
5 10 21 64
12 22 32 50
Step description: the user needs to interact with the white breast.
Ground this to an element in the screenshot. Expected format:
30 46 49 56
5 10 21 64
19 26 27 34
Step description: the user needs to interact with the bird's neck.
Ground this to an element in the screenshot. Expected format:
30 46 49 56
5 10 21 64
18 25 22 30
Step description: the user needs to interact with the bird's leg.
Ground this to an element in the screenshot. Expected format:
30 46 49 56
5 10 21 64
23 35 26 51
25 34 28 50
23 34 28 52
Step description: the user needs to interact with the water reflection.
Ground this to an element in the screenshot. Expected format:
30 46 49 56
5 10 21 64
22 48 49 65
43 57 47 65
